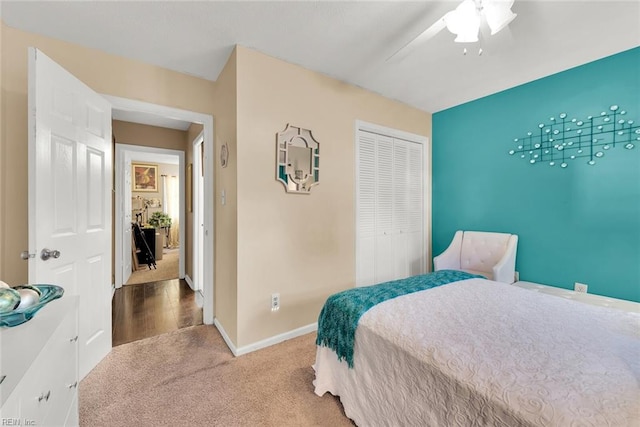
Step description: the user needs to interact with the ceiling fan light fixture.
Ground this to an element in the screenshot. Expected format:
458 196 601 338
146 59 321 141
386 0 518 61
483 0 517 35
444 0 481 43
454 25 480 43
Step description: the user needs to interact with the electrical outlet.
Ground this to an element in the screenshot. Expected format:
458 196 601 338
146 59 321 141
574 282 588 293
271 293 280 311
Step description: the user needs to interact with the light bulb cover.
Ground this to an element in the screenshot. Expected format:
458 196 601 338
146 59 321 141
444 0 481 43
483 0 517 35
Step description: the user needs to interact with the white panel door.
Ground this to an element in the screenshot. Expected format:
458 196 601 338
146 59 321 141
28 48 112 380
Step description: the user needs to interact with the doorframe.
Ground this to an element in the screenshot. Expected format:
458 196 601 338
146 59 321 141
106 95 215 325
192 132 205 294
114 144 184 287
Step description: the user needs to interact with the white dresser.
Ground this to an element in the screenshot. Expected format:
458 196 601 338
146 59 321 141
0 296 79 426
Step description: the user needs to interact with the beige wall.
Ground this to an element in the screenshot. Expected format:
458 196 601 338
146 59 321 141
234 46 431 347
0 22 215 285
113 120 188 152
0 22 432 351
211 49 238 344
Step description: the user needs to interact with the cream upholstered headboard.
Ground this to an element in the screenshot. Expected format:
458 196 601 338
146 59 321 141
460 231 511 273
434 230 518 284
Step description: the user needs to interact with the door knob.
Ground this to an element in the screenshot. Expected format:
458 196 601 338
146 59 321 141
40 248 61 261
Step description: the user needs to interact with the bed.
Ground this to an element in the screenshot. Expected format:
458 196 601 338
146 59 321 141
313 271 640 426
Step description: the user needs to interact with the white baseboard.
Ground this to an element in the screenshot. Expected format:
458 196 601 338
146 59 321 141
214 318 237 355
184 274 195 290
213 319 318 357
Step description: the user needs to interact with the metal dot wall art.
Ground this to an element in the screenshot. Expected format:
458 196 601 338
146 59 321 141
508 105 639 168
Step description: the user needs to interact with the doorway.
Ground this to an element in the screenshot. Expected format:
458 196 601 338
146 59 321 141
107 95 215 328
115 144 185 287
28 48 214 381
113 133 200 345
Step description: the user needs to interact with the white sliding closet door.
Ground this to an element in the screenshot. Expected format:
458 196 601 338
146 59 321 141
356 123 427 287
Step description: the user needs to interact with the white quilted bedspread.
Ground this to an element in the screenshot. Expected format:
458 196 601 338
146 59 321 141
314 279 640 426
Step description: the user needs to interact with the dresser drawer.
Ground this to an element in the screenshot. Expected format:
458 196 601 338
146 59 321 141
43 322 78 427
0 296 79 425
0 297 74 406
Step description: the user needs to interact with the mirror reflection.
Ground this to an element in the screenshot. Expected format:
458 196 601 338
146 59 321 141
276 124 320 194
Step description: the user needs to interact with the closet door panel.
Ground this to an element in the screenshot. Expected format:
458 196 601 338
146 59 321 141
374 134 394 283
408 141 424 274
375 135 394 237
393 233 409 279
392 140 409 234
408 232 424 276
356 132 377 286
393 139 410 279
357 236 376 286
375 233 394 284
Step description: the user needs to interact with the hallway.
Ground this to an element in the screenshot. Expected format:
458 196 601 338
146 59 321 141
112 279 203 346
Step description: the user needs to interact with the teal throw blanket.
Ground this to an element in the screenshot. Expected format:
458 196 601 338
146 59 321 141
316 270 482 368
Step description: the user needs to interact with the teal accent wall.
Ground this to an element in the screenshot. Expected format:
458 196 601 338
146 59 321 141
433 47 640 302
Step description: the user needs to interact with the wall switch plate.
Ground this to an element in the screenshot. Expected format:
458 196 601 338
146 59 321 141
271 293 280 311
574 282 588 293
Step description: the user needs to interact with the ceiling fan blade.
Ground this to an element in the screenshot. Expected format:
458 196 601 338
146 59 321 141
478 20 515 55
386 16 447 62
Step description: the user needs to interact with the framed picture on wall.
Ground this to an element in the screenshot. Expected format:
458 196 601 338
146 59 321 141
132 163 158 192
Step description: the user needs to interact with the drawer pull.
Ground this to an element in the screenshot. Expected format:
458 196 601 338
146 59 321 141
67 381 78 389
0 375 6 385
70 335 79 343
38 390 51 402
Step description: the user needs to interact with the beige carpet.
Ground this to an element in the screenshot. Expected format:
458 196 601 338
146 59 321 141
126 249 179 285
79 326 354 427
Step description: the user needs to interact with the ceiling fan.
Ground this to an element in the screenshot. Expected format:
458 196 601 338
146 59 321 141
387 0 517 61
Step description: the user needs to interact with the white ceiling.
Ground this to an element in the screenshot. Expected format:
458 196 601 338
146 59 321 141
112 108 193 131
129 151 180 166
2 1 639 113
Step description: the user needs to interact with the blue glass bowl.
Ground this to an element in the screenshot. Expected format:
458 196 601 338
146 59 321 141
0 285 65 327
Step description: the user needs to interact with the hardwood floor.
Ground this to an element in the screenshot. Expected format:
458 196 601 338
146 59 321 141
112 278 203 347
